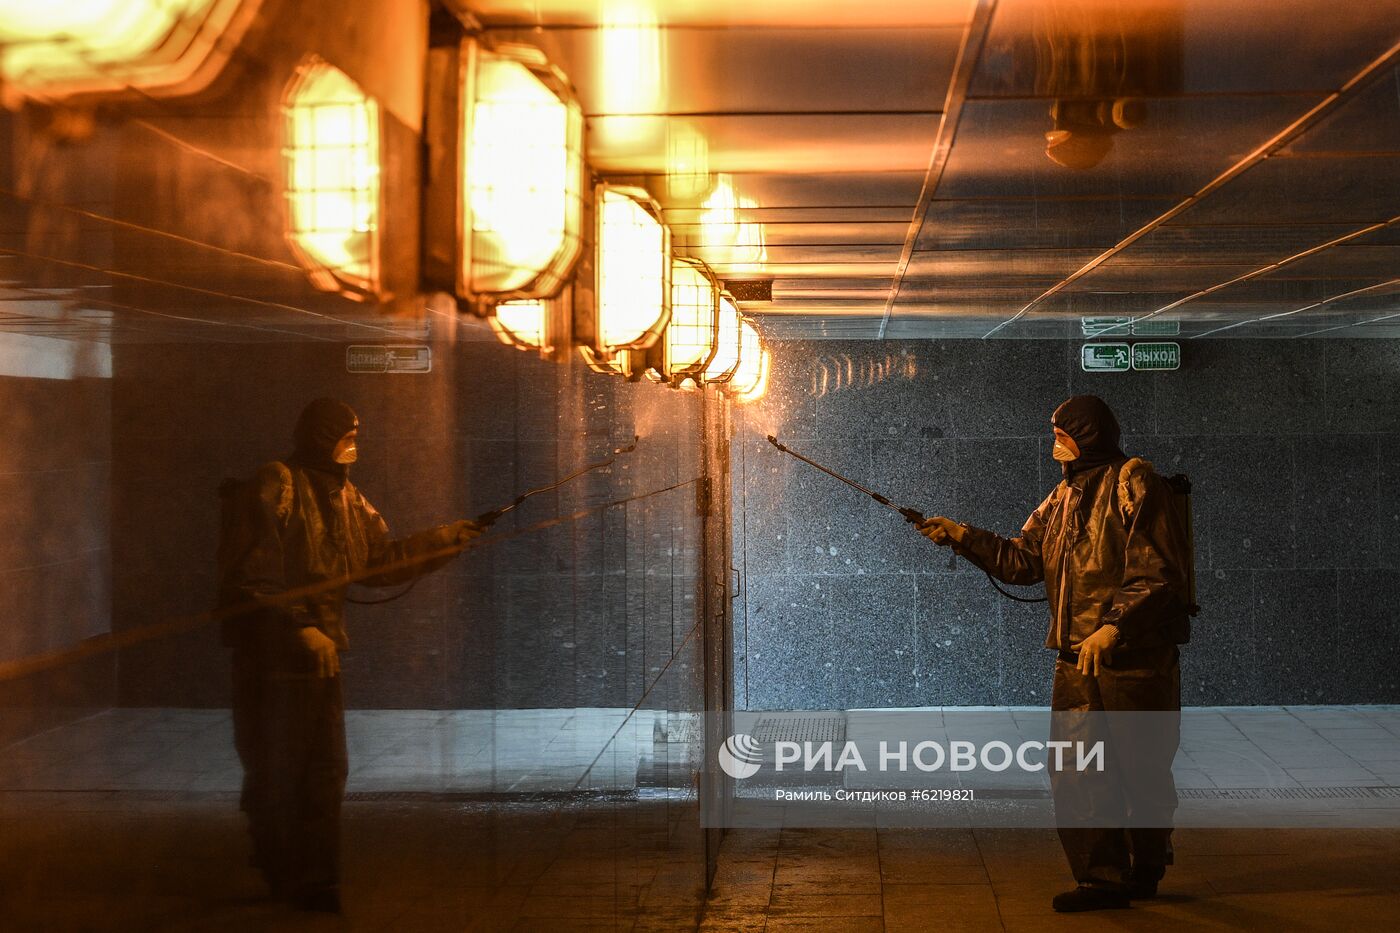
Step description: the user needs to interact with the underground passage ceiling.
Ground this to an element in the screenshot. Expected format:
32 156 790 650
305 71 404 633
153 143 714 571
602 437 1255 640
1 0 1398 344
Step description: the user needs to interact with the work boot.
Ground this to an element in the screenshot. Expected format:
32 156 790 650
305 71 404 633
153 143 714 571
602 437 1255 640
1127 865 1164 899
1052 885 1130 912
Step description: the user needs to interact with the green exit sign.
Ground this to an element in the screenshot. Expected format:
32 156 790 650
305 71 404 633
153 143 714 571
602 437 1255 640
1082 343 1130 372
1132 342 1181 371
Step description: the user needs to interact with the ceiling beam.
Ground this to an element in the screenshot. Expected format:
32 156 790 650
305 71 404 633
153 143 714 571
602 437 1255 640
1191 277 1400 338
877 0 997 340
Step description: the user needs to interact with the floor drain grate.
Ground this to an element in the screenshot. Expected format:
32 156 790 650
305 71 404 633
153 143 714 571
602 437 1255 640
1179 786 1400 801
752 715 846 745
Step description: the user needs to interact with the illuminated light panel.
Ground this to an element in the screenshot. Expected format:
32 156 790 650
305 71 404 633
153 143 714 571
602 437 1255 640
579 345 635 378
0 0 260 104
727 318 767 399
667 257 720 380
699 175 766 271
596 186 670 351
282 58 381 299
491 299 547 350
467 43 584 298
701 295 743 384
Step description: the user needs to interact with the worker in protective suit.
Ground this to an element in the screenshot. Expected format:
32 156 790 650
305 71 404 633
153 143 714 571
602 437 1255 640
918 395 1191 913
217 398 484 913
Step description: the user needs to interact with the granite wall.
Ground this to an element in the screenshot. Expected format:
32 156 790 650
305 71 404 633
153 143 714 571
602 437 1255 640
0 373 114 745
110 332 707 712
732 338 1400 709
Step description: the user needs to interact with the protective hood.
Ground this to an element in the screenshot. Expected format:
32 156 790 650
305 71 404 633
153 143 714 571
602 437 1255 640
1052 394 1125 478
289 397 359 483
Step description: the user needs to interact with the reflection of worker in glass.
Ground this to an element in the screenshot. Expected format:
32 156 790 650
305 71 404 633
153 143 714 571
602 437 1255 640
217 398 483 913
1043 97 1145 170
1030 0 1182 170
919 396 1191 913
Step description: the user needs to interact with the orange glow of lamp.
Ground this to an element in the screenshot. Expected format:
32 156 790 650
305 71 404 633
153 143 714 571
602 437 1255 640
729 317 770 402
661 257 721 387
579 185 671 378
0 0 262 105
491 296 573 354
465 42 585 303
700 295 743 385
282 57 382 300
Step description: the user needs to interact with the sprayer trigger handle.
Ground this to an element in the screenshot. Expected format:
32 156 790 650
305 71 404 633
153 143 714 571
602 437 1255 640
473 510 502 527
900 508 926 525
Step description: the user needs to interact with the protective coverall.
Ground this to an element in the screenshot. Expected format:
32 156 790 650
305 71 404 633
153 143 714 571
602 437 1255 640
944 395 1192 894
217 398 471 905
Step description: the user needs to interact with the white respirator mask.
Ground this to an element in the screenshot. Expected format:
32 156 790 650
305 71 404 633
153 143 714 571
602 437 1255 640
333 441 358 464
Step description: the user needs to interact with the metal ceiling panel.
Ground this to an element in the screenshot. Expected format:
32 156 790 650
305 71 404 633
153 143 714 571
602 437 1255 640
916 198 1177 250
1101 224 1367 266
971 0 1400 96
938 96 1326 200
683 244 901 265
662 207 913 225
704 261 896 277
1168 155 1400 225
587 113 939 174
482 26 962 115
903 248 1102 283
668 222 906 247
1282 68 1400 154
467 0 972 28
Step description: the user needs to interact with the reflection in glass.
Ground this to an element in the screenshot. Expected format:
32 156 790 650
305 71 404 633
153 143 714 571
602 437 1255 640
467 43 584 298
0 0 257 103
282 57 380 299
491 298 548 350
1031 0 1184 169
665 120 714 204
699 175 767 270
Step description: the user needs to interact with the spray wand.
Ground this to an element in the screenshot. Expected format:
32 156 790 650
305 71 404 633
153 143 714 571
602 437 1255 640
766 435 926 524
348 436 638 605
765 434 1046 603
473 435 639 527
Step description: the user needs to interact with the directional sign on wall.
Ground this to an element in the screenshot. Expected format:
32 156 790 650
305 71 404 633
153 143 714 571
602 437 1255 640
1131 342 1181 371
1082 316 1181 337
1081 316 1133 337
346 345 433 373
1132 318 1181 337
1081 343 1131 372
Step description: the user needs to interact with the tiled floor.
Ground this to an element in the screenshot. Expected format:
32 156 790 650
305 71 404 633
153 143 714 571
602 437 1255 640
0 707 670 794
2 707 1399 930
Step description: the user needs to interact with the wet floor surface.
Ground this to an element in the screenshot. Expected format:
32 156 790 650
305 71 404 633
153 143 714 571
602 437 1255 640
2 707 1399 929
1 796 1399 931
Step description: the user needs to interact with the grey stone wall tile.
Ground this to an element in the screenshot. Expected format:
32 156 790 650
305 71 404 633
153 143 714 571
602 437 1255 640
913 573 1002 706
1155 340 1325 435
744 574 836 709
1334 570 1400 702
1251 569 1338 705
1294 434 1379 569
1379 435 1400 570
1182 568 1257 706
1324 340 1400 434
